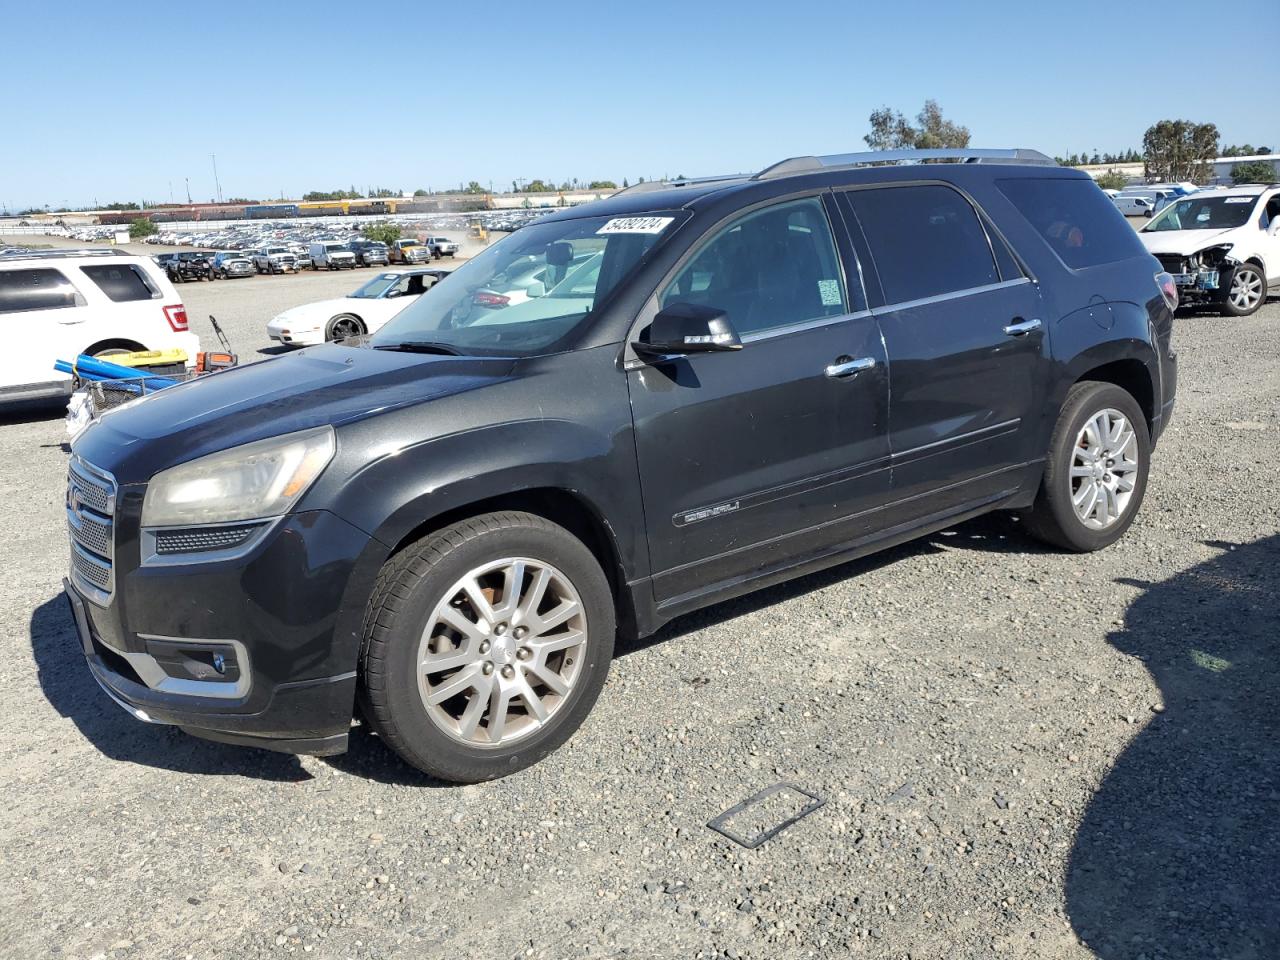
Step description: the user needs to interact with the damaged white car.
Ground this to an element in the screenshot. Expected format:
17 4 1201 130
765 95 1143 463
1139 185 1280 316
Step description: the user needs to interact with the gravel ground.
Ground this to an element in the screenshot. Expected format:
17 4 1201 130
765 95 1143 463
0 259 1276 960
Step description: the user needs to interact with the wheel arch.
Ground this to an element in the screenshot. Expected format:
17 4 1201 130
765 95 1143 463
1071 357 1156 434
83 338 148 357
378 486 635 639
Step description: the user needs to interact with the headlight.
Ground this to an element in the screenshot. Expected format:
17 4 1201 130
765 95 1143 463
142 426 335 527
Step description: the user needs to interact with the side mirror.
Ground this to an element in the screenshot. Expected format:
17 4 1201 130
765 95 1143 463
526 280 546 299
633 303 742 359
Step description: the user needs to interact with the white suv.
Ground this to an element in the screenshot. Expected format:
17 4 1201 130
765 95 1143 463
0 250 200 406
1140 184 1280 316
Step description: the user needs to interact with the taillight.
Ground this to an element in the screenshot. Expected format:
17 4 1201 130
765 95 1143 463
163 304 189 331
472 292 510 307
1155 272 1178 312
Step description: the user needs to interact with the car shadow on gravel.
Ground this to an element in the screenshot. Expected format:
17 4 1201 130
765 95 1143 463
29 596 312 781
1066 536 1280 958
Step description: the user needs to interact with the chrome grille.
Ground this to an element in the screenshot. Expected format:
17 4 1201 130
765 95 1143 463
67 458 116 603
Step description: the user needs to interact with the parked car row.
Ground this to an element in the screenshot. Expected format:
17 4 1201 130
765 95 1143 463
149 236 452 281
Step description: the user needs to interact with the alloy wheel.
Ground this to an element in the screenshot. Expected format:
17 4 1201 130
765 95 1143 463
1070 408 1140 530
1229 267 1264 312
417 557 587 747
329 317 361 339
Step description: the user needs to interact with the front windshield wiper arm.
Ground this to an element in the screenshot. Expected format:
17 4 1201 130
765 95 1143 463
372 341 462 356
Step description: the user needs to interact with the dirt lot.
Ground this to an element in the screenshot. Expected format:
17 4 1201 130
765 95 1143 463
0 253 1277 959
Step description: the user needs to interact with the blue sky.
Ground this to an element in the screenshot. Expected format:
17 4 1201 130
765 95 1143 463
2 0 1275 210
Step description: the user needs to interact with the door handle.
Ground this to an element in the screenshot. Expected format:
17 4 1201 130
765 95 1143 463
1003 318 1042 337
825 356 876 379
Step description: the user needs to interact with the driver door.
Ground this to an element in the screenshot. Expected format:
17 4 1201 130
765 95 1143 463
627 195 892 607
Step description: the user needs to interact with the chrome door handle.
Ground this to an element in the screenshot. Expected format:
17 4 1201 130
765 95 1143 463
825 356 876 378
1003 318 1042 337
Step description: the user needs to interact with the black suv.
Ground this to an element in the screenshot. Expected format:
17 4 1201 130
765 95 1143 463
65 148 1177 783
165 251 214 282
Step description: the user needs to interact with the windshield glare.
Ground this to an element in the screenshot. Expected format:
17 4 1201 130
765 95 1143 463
1145 195 1258 231
369 213 675 356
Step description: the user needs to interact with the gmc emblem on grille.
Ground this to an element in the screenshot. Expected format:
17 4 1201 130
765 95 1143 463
68 483 83 520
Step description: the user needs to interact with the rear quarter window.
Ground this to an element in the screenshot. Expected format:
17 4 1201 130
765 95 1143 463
0 267 82 314
996 178 1147 270
80 263 160 303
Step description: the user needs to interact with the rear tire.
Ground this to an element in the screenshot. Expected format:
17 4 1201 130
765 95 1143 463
359 512 615 782
1022 381 1150 552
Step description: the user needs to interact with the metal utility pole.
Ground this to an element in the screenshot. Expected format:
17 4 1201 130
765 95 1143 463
168 181 174 205
211 154 222 203
185 178 192 204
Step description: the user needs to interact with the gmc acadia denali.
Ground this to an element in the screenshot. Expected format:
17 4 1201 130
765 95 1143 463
64 148 1178 782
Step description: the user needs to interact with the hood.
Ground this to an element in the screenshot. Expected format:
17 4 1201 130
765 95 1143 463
73 344 516 483
1139 228 1236 257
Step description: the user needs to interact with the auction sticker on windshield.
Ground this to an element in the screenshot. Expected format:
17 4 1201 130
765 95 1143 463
597 216 675 235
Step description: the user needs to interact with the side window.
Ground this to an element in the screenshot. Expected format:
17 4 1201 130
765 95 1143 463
847 185 998 304
0 268 82 314
80 264 159 303
996 177 1148 269
661 197 847 337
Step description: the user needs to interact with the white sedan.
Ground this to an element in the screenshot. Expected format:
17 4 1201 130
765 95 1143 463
267 269 449 346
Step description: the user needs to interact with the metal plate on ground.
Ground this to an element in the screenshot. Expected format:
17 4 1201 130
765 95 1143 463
707 782 825 849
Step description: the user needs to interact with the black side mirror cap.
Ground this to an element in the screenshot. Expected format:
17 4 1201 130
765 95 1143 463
633 303 743 359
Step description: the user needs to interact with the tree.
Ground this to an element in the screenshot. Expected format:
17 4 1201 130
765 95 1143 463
104 201 140 211
1230 160 1277 185
621 177 630 188
588 180 617 190
1092 169 1129 191
128 217 156 239
1142 120 1219 182
864 100 969 151
362 222 402 245
524 179 552 192
463 181 486 194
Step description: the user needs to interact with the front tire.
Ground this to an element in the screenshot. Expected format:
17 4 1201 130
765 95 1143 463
359 512 615 783
325 314 365 341
1022 381 1150 552
1222 262 1266 317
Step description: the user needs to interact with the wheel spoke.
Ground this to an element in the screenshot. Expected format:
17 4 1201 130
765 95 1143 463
518 567 553 621
527 661 570 696
528 628 585 655
531 599 580 635
461 576 496 624
493 560 525 620
486 683 512 743
425 664 483 705
456 675 493 740
437 605 486 644
517 677 549 723
422 643 474 674
1070 464 1095 478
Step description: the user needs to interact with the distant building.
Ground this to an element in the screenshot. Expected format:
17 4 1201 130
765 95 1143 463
1208 154 1280 185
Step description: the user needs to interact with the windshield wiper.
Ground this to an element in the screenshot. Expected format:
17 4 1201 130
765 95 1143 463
372 341 462 356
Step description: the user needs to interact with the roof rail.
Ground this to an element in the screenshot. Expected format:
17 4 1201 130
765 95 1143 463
614 173 748 196
0 248 129 260
754 148 1057 180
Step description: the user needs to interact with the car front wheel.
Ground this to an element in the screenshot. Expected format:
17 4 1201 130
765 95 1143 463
358 512 615 782
1222 263 1266 317
1023 381 1150 552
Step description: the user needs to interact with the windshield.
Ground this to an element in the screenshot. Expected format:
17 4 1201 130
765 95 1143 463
369 212 677 356
1144 195 1258 231
351 273 405 299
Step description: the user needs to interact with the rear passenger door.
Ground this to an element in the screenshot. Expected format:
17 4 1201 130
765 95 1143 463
840 184 1050 514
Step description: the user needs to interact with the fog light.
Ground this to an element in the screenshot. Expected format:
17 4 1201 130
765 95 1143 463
212 653 227 675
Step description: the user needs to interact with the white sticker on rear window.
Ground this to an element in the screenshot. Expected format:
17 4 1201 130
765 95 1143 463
818 279 842 306
596 216 675 235
1224 197 1253 203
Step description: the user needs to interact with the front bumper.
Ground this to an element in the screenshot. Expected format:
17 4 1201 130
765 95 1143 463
65 507 378 755
266 322 324 346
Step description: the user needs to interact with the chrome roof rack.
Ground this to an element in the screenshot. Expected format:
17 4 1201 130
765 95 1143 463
0 247 129 260
614 173 749 196
754 148 1057 180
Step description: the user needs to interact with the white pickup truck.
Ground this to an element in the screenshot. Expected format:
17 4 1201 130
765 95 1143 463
425 236 459 259
252 246 297 274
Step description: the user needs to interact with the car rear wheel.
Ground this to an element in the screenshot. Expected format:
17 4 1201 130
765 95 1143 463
325 314 365 341
1022 381 1150 552
359 512 615 782
1222 263 1266 317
